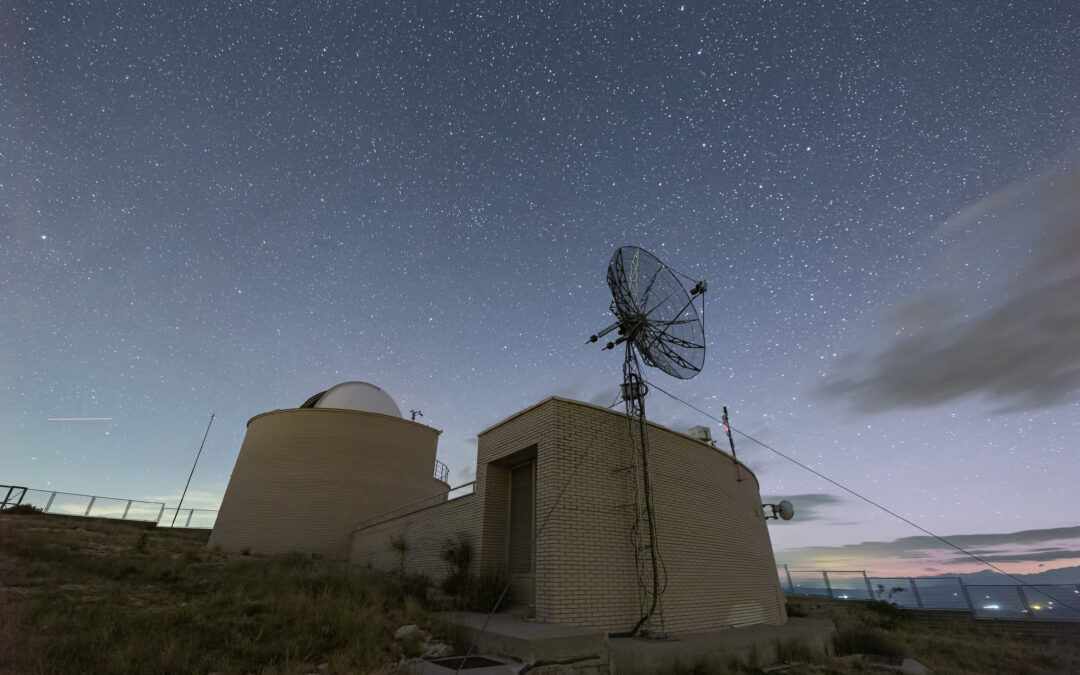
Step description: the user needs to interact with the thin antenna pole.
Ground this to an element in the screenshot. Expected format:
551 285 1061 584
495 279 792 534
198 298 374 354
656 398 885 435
172 412 215 527
722 406 744 481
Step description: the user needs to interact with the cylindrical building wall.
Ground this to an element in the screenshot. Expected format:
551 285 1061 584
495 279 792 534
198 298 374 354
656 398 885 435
208 408 444 560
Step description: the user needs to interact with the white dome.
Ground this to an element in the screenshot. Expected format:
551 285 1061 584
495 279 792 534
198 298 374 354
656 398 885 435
312 382 402 418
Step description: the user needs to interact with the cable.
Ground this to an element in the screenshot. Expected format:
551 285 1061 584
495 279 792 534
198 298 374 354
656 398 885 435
646 381 1080 615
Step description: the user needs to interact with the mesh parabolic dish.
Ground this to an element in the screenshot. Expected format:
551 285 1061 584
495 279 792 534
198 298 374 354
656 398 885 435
606 246 705 379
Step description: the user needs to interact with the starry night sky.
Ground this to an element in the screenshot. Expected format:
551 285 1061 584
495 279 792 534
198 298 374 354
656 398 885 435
3 1 1079 577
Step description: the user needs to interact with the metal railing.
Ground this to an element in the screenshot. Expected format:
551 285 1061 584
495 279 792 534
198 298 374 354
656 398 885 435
778 565 1080 621
434 459 450 483
1 484 219 528
157 507 219 529
353 480 476 531
2 485 166 523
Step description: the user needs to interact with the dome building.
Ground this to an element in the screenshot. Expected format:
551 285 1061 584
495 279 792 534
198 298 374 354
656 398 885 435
208 382 449 559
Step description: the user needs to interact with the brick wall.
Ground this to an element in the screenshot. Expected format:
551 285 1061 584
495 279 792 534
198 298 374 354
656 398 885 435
476 397 787 635
349 493 481 582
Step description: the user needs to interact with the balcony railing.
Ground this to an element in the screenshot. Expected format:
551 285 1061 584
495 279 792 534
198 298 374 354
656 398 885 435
433 459 450 483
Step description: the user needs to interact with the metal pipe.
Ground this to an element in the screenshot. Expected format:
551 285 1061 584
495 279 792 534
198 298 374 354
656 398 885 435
172 412 215 527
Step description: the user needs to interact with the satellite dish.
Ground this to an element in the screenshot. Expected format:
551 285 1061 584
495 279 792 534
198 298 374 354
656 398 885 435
778 500 795 521
764 500 796 521
592 246 707 379
589 246 707 638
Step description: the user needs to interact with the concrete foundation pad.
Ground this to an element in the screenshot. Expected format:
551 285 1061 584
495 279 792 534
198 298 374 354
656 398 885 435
433 612 609 671
610 618 836 674
432 613 835 674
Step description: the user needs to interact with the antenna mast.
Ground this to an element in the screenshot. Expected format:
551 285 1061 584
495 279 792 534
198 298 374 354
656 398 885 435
172 412 215 528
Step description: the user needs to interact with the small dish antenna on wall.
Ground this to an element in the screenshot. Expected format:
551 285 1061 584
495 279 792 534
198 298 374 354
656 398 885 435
764 500 795 521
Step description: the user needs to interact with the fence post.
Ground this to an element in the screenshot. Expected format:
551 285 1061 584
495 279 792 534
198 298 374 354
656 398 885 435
822 571 833 598
784 564 795 594
83 496 97 516
44 492 57 513
862 571 873 599
157 504 166 524
16 487 25 506
185 510 194 527
958 578 975 612
122 500 132 519
1016 586 1035 620
909 578 923 608
2 486 12 508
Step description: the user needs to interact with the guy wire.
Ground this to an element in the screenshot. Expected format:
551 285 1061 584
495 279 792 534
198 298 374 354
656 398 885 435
646 380 1080 615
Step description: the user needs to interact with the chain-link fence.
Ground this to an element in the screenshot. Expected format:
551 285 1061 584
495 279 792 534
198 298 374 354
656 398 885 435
778 564 1080 621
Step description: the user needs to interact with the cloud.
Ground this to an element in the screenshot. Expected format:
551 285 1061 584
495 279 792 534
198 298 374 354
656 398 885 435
761 492 845 524
775 525 1080 574
820 165 1080 413
940 548 1080 565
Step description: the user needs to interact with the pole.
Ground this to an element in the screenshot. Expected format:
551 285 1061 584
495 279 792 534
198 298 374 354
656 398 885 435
722 406 744 481
172 412 215 527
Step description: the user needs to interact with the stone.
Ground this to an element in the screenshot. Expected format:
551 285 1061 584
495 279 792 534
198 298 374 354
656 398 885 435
901 658 931 675
422 642 454 659
395 624 422 640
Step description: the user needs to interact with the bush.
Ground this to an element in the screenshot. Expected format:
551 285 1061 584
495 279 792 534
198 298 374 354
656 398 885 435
440 535 473 597
3 504 43 515
389 572 431 606
835 625 905 658
865 599 906 628
455 572 510 612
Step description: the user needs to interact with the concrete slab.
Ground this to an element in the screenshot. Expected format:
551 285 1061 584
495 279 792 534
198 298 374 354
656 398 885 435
609 618 836 674
433 612 609 672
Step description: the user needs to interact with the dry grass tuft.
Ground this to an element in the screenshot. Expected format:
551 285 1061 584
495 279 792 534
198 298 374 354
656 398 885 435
0 512 426 674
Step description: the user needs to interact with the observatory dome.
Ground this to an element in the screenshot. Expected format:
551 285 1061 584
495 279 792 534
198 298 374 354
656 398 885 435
302 382 402 418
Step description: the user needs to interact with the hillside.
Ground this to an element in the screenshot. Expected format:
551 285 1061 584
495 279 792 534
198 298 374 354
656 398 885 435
0 511 427 674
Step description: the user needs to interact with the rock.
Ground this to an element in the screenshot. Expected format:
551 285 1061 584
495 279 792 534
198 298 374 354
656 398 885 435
394 624 421 640
422 642 453 659
901 658 931 675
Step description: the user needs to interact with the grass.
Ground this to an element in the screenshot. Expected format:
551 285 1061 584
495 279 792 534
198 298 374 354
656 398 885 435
789 595 1080 675
0 512 431 674
4 512 1077 674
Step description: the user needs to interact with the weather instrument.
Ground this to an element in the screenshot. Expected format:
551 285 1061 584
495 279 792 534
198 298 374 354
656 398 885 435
588 246 707 637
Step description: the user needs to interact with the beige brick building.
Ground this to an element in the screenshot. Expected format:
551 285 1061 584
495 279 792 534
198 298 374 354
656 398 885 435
211 383 786 635
350 396 787 635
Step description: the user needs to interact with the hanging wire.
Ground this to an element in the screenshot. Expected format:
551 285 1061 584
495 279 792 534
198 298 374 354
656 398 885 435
645 380 1080 615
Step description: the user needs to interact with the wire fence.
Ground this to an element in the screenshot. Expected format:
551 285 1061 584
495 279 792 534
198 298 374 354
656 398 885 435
1 484 218 529
778 565 1080 622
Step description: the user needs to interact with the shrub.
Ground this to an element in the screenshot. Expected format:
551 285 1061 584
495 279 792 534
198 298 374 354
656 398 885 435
389 534 408 573
456 572 510 612
835 625 905 658
785 601 807 617
865 598 906 628
3 504 43 515
389 572 431 606
440 535 473 597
